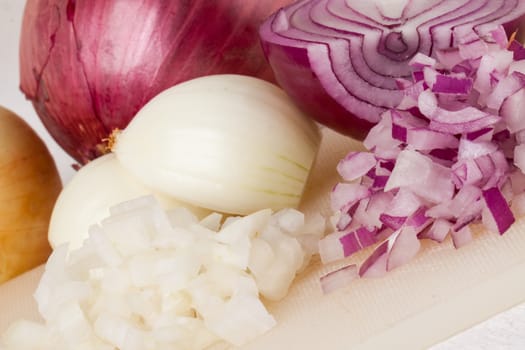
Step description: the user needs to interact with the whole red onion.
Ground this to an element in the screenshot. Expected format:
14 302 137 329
19 0 292 164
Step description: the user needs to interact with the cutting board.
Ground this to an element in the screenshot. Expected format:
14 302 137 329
1 128 525 349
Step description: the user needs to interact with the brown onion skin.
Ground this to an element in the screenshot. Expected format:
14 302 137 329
19 0 293 164
0 106 62 283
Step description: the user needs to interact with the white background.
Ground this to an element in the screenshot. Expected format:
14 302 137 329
1 1 525 348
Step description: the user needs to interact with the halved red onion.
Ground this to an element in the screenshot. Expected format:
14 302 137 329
259 0 525 138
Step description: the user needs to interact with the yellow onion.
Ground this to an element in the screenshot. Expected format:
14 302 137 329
0 106 62 283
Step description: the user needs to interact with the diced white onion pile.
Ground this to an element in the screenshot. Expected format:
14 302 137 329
1 196 324 349
319 27 525 291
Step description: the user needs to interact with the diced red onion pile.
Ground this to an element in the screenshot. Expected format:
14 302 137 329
319 26 525 293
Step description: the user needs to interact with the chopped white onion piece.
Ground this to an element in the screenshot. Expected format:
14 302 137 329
1 196 325 349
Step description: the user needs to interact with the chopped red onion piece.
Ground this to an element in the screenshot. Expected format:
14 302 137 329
339 231 361 258
355 227 378 249
385 149 454 204
320 264 358 294
479 151 509 189
417 90 438 118
452 159 484 187
405 207 431 232
509 168 525 193
331 183 370 212
501 89 525 133
435 48 464 70
508 40 525 60
474 50 515 101
409 53 436 70
465 128 494 141
363 112 403 154
451 225 473 248
325 27 525 286
383 188 423 218
335 211 352 232
450 185 482 215
482 187 515 234
359 241 388 279
379 214 406 231
486 71 525 110
386 227 421 271
407 128 459 150
428 148 458 163
458 139 498 160
424 68 473 95
372 176 389 189
339 227 377 258
318 231 346 264
361 192 394 228
428 108 500 135
337 152 376 182
511 192 525 216
421 219 452 242
391 110 428 142
260 0 525 139
458 35 489 60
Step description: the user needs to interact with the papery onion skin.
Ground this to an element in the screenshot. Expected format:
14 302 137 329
19 0 293 164
259 0 525 139
0 106 62 283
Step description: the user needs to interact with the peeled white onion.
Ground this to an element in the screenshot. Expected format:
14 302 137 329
113 74 321 215
48 153 209 250
2 195 324 349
